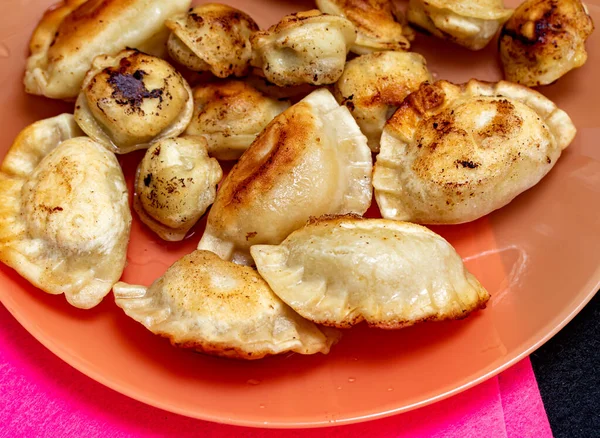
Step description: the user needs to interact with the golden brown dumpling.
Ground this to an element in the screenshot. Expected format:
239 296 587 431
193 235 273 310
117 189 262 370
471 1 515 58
24 0 191 100
113 250 337 360
197 89 372 265
0 115 131 309
251 216 489 329
334 51 432 152
250 10 356 87
316 0 415 54
407 0 513 50
184 81 290 160
373 80 576 224
166 4 259 78
134 137 222 241
499 0 594 86
74 50 194 154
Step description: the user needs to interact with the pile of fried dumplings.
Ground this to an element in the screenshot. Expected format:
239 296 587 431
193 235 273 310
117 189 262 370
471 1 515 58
0 0 593 360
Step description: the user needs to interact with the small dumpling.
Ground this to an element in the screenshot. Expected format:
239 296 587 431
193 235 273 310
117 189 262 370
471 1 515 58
134 137 222 241
74 49 194 154
373 80 576 224
0 115 131 309
184 81 290 160
166 4 259 78
198 88 372 265
499 0 594 87
316 0 415 54
24 0 191 100
250 10 356 87
113 250 337 359
334 51 432 152
407 0 513 50
251 215 490 329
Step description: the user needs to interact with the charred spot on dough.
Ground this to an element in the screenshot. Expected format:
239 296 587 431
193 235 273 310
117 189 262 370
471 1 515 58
245 231 257 241
455 160 479 169
143 173 152 187
106 67 164 115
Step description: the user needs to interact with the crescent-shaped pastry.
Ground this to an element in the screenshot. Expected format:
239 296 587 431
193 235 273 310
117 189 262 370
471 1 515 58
74 49 194 154
316 0 415 54
373 80 576 224
166 4 259 78
499 0 594 86
134 137 222 241
0 115 131 309
184 81 290 160
113 250 337 359
250 10 356 87
197 88 372 265
407 0 513 50
251 216 489 329
334 51 432 152
24 0 191 100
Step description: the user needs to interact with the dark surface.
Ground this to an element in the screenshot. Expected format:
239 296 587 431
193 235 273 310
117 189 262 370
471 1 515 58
531 292 600 437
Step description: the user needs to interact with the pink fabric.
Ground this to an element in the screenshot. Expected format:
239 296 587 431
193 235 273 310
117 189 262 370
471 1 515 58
0 304 552 437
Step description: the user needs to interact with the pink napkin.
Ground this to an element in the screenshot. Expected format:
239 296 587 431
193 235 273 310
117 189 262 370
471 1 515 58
0 305 551 438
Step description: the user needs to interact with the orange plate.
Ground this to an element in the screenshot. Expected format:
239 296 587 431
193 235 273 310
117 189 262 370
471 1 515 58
1 0 599 429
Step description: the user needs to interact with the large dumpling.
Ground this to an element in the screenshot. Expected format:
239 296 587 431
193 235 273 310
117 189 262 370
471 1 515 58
407 0 513 50
0 115 131 309
24 0 191 100
373 80 576 224
334 51 432 152
316 0 415 54
74 49 194 154
198 88 372 265
134 137 222 241
250 10 356 87
166 4 259 78
251 216 490 329
184 80 290 160
113 250 337 359
499 0 594 87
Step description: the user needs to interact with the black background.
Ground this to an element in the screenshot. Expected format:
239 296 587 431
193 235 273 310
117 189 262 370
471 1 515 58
530 292 600 437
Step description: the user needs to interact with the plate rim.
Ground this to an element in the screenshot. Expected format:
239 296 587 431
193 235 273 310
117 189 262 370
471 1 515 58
2 278 598 428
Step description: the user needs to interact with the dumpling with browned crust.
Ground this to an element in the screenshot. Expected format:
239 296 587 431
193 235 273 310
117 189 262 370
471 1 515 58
373 80 576 224
134 137 222 241
252 216 489 329
74 49 194 154
24 0 191 100
316 0 415 54
0 114 131 309
499 0 594 86
334 51 432 152
407 0 513 50
184 81 290 160
113 250 337 360
166 4 259 78
250 10 356 87
197 88 372 265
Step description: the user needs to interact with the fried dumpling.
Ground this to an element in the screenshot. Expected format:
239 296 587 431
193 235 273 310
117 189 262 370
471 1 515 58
316 0 415 54
373 80 576 224
113 250 336 359
134 137 222 241
334 51 432 152
407 0 513 50
499 0 594 87
198 88 372 265
184 81 290 160
24 0 191 100
166 4 259 78
250 10 356 87
0 115 131 309
251 216 489 329
74 49 194 154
